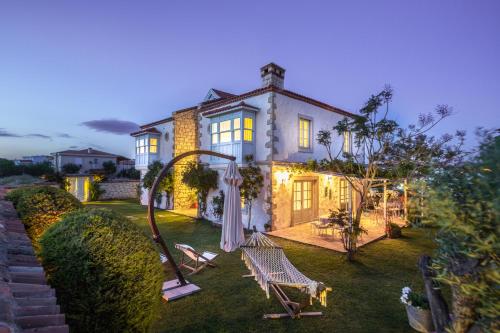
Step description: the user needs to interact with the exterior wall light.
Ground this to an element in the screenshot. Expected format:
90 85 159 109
275 171 290 185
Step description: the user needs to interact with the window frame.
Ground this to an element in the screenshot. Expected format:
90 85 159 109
298 114 313 152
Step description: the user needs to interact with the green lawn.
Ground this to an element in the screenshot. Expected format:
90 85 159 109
86 200 436 333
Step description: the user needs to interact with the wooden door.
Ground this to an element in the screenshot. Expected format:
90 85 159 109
292 180 317 225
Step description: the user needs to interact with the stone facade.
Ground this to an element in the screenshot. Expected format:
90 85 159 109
172 108 198 209
99 180 140 200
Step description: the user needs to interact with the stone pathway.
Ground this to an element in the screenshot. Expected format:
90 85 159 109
0 187 69 333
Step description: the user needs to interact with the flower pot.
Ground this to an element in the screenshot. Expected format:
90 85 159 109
405 305 434 333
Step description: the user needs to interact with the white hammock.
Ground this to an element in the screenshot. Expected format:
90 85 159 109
241 232 330 307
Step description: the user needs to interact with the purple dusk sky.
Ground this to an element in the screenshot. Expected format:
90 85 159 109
0 1 499 159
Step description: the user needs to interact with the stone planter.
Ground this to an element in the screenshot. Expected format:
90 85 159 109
405 304 434 333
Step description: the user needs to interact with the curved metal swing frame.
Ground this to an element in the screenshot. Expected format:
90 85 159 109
147 150 236 286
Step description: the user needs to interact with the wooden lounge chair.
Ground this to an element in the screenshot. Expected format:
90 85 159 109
175 244 218 275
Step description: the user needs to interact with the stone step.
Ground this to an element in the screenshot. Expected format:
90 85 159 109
15 305 60 316
10 271 47 284
8 245 35 256
9 283 54 298
9 266 44 274
22 325 69 333
9 283 51 292
14 297 57 307
9 239 34 247
8 254 39 266
15 314 65 329
7 231 31 242
5 225 26 233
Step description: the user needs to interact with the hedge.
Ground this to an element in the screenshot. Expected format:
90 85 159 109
6 185 82 250
39 208 164 333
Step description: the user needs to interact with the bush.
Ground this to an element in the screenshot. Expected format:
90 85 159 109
0 158 21 177
62 163 81 174
116 168 140 179
39 208 164 333
102 161 117 175
5 186 37 207
9 186 82 249
22 161 54 177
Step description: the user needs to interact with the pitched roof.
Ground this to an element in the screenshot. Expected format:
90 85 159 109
130 127 162 137
200 86 357 118
137 84 357 132
202 101 260 117
52 148 118 157
211 89 236 99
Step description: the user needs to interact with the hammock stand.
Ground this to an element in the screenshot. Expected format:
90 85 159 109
147 150 235 301
241 232 332 319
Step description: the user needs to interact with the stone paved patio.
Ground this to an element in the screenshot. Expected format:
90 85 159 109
267 212 405 252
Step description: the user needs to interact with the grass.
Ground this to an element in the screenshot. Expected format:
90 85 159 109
86 199 437 333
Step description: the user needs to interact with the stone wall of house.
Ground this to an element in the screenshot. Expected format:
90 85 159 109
99 180 140 200
172 108 198 209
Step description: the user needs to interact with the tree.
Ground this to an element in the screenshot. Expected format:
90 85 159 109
239 155 264 229
61 163 81 174
418 130 498 333
102 161 117 175
0 158 20 177
182 161 218 218
316 86 457 260
142 161 173 208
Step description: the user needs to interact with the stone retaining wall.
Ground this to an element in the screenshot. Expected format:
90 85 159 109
99 180 139 200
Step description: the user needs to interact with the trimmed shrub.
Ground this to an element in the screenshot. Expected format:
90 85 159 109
12 186 82 249
39 208 164 333
5 186 37 207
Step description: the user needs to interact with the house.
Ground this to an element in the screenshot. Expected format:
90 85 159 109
131 63 360 231
51 148 118 173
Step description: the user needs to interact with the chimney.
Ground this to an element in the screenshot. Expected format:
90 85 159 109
87 148 92 154
260 63 285 89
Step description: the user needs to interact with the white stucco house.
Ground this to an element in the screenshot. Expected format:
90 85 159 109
131 63 360 232
51 148 118 173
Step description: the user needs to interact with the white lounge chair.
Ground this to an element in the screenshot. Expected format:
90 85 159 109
174 244 218 275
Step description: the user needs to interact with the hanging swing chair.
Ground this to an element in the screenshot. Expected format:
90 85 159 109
146 150 236 301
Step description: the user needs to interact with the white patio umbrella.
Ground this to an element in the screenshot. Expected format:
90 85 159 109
220 161 245 252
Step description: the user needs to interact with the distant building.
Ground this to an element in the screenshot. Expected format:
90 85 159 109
51 148 118 173
13 155 53 166
117 158 135 172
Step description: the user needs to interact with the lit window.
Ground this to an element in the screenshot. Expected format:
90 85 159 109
149 138 158 153
244 117 253 142
220 120 231 132
299 118 311 149
343 131 350 153
211 123 219 144
219 120 232 143
234 118 241 141
220 131 232 143
339 179 348 209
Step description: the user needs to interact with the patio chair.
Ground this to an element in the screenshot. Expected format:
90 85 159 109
311 220 331 236
175 244 219 275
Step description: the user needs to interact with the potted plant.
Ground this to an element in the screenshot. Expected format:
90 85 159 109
263 223 271 232
400 287 434 333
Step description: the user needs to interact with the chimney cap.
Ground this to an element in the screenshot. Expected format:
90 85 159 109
260 63 286 78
